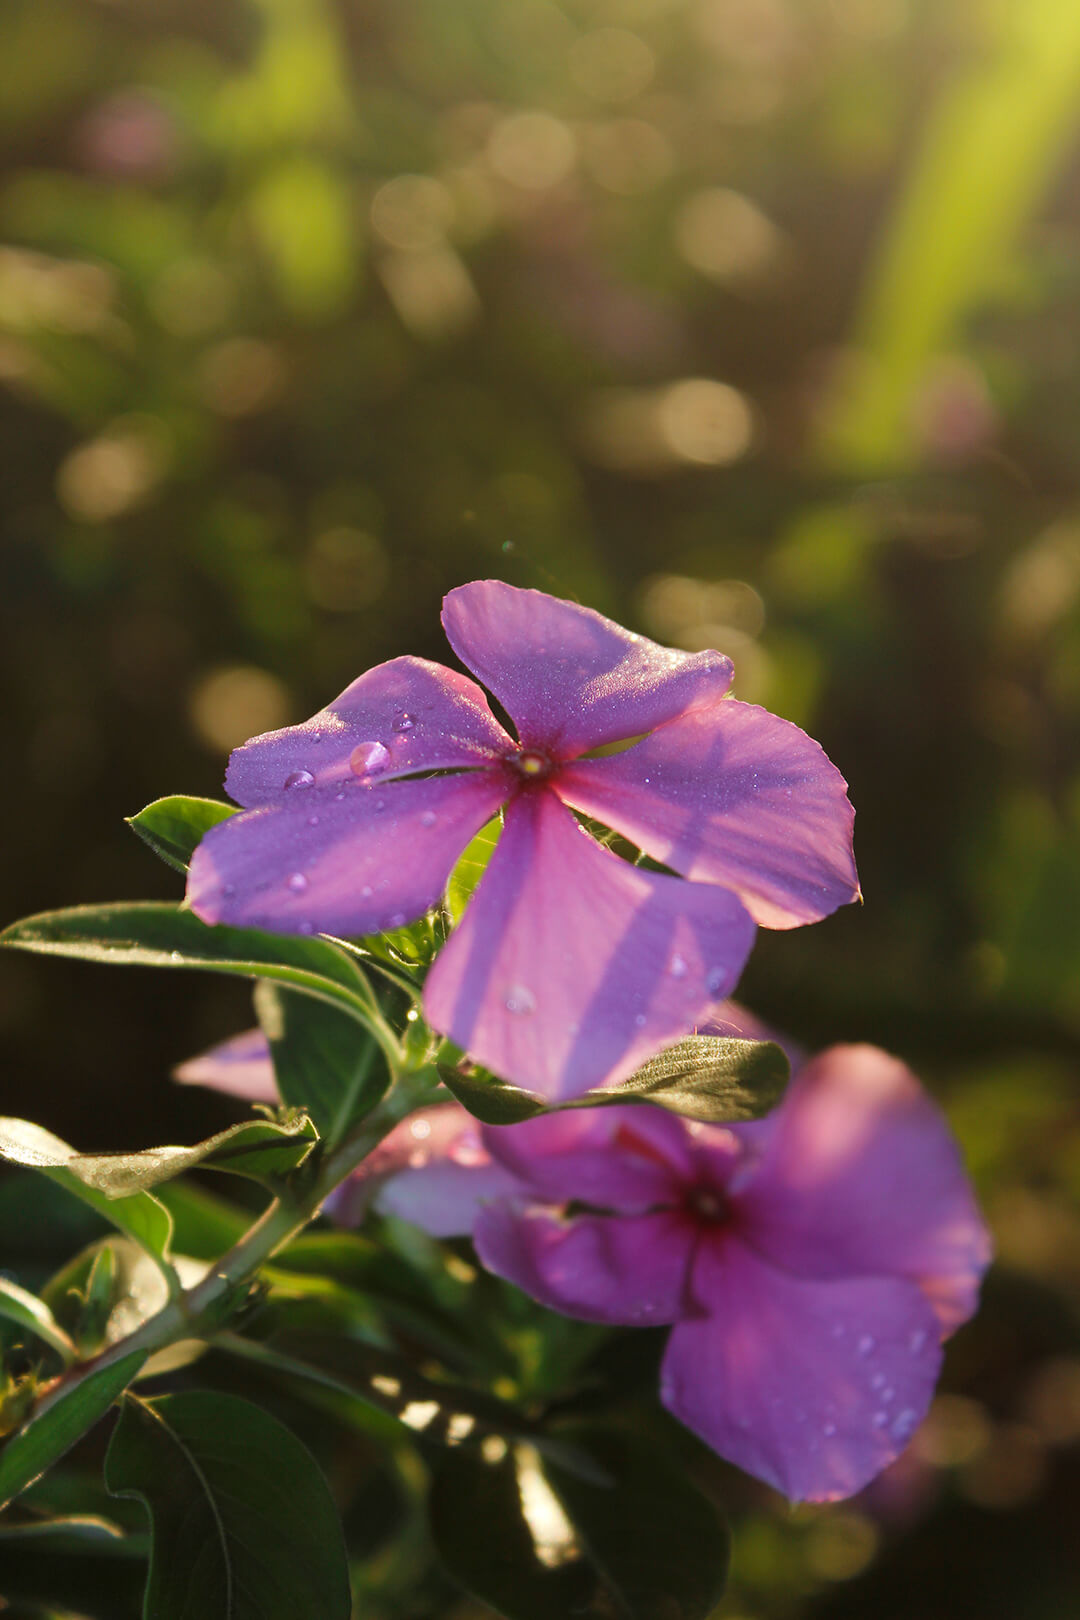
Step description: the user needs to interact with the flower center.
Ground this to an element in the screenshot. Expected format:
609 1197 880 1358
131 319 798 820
508 748 554 780
686 1185 729 1224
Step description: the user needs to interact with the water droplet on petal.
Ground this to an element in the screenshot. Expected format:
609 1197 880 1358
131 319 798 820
669 953 688 979
908 1329 927 1354
223 883 235 898
410 1118 432 1140
634 1013 647 1027
374 799 385 813
299 922 314 935
393 712 415 732
450 1134 487 1167
307 815 320 827
420 810 437 828
870 1372 887 1392
284 769 315 790
881 1386 895 1403
857 1334 875 1356
361 885 373 898
892 1408 919 1441
505 985 536 1016
872 1410 889 1429
389 912 406 928
350 741 390 777
287 872 308 893
823 1422 837 1437
408 1149 429 1168
705 968 727 995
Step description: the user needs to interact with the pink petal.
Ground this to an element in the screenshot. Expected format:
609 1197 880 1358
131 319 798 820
558 699 858 928
474 1203 696 1325
660 1235 942 1501
224 656 512 808
423 790 756 1101
324 1103 524 1237
442 581 733 758
483 1104 695 1211
187 770 508 936
172 1028 278 1103
734 1045 992 1331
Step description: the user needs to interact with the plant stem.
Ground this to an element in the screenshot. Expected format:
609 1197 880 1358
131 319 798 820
23 1069 438 1430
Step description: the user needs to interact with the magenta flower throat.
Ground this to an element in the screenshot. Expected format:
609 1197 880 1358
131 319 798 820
187 581 859 1099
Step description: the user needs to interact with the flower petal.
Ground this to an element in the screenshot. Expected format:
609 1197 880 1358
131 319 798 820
483 1105 695 1211
734 1045 992 1331
559 699 858 928
172 1028 278 1104
187 770 508 936
326 1105 525 1238
660 1236 942 1501
474 1203 696 1325
442 581 733 757
225 656 512 808
423 790 756 1100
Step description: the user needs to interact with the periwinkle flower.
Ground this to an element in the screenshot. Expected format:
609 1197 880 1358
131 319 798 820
178 1012 990 1502
187 581 858 1099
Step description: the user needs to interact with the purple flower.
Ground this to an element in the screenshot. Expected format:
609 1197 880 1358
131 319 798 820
187 581 858 1099
177 1010 990 1501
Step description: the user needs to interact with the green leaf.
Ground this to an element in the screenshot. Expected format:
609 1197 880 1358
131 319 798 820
0 1511 128 1548
104 1391 351 1620
255 980 389 1145
0 1280 77 1365
0 902 387 1037
0 1121 175 1281
126 796 237 875
446 815 501 924
0 1351 148 1510
430 1427 729 1620
437 1064 546 1126
588 1037 790 1123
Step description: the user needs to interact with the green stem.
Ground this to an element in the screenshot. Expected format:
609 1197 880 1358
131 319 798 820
21 1069 438 1435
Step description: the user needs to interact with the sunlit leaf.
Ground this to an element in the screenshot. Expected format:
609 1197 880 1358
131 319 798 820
590 1036 790 1122
0 1279 76 1365
255 980 389 1145
126 795 237 875
0 1350 148 1511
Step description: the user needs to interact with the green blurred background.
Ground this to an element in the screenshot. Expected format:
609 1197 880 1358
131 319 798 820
2 0 1080 1613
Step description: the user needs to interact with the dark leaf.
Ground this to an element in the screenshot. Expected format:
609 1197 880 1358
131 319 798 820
0 1351 148 1510
438 1065 546 1126
431 1425 729 1620
255 980 389 1145
126 796 237 875
104 1391 351 1620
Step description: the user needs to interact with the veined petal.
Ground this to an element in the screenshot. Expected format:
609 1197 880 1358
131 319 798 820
559 699 858 929
483 1105 695 1211
735 1046 992 1331
660 1237 942 1502
225 656 512 807
474 1204 696 1326
326 1104 524 1238
187 770 508 937
172 1028 278 1104
442 581 733 757
423 790 756 1101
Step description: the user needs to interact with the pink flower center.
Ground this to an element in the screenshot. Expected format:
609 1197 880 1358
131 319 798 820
686 1184 729 1224
507 748 555 781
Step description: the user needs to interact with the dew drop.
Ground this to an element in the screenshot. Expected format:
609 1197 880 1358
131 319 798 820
284 769 315 791
420 810 437 828
223 883 235 898
389 912 406 928
870 1372 887 1392
705 968 727 995
449 1134 487 1167
287 872 308 893
892 1408 919 1441
634 1013 647 1027
668 953 688 979
505 985 536 1016
350 741 390 777
334 791 346 802
908 1328 927 1354
872 1410 889 1429
856 1334 875 1357
410 1118 432 1141
405 1007 419 1022
361 885 373 898
299 922 314 935
374 799 386 813
408 1149 429 1169
307 815 320 827
392 712 416 733
823 1422 837 1437
881 1386 895 1403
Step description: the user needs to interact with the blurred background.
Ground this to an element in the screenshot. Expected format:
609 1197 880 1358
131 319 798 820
2 0 1080 1613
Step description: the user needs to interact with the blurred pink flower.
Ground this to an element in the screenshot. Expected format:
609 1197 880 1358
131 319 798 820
187 581 857 1100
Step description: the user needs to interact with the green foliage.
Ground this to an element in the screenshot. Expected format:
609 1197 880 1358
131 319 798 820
104 1391 351 1620
0 1351 147 1511
446 816 502 925
126 796 237 875
430 1427 729 1620
0 1279 76 1367
254 981 389 1144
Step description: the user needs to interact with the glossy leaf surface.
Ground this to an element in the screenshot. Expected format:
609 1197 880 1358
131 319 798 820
127 795 237 875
